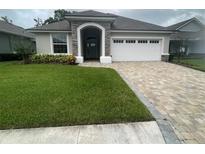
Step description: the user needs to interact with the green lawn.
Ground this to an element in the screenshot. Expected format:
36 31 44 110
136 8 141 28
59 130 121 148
0 61 153 129
172 58 205 72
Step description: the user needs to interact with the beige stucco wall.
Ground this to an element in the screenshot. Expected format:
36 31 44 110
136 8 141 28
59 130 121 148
111 32 171 54
35 32 72 54
35 33 51 54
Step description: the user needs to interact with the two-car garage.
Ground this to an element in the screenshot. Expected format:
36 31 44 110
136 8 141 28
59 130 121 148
111 38 163 61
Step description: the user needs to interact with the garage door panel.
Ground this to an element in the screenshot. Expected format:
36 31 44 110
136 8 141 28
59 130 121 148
111 39 162 61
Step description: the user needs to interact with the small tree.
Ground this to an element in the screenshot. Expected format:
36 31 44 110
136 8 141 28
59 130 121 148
34 17 43 27
14 40 35 64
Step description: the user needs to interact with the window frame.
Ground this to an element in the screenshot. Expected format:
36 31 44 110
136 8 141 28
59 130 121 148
51 33 69 55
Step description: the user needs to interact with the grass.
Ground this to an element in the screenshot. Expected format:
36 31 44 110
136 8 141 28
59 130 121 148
0 61 153 129
172 57 205 72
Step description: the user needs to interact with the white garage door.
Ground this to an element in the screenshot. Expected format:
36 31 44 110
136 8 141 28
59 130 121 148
111 39 162 61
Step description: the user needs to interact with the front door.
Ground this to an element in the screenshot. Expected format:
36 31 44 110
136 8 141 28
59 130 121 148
85 37 99 60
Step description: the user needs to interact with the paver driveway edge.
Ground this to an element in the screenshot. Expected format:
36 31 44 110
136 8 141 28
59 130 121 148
116 69 181 144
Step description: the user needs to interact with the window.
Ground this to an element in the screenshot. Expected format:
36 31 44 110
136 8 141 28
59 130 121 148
150 40 159 44
52 33 67 53
113 39 124 43
138 40 148 43
126 40 136 43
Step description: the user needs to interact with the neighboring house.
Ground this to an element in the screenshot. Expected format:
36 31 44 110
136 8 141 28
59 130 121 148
167 17 205 55
28 10 172 63
0 20 35 55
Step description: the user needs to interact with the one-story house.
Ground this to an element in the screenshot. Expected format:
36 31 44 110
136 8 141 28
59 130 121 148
28 10 204 63
0 20 35 57
168 17 205 56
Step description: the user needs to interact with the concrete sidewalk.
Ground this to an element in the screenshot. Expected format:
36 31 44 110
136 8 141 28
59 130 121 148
0 121 165 144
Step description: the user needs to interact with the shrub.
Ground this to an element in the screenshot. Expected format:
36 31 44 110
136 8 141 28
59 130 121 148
67 54 76 65
31 54 77 65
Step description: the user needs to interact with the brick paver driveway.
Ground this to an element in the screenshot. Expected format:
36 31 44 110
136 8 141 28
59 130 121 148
81 62 205 143
113 62 205 143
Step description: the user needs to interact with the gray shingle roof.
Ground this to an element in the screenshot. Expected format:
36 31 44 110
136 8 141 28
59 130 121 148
111 15 167 31
66 10 116 17
0 20 34 38
28 20 70 31
29 10 168 32
67 10 166 31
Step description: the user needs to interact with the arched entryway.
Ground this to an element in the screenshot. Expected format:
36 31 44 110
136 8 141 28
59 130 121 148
81 27 101 60
77 23 106 63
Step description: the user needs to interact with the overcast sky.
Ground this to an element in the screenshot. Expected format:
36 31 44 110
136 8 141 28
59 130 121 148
0 9 205 28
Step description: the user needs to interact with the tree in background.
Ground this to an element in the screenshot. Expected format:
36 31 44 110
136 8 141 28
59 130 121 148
54 9 69 20
44 9 70 25
33 9 78 27
43 17 56 25
1 16 12 24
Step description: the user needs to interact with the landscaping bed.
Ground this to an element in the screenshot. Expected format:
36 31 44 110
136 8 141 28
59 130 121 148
0 61 153 129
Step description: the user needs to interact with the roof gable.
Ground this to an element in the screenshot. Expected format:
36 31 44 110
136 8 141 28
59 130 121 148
180 20 202 32
167 17 204 31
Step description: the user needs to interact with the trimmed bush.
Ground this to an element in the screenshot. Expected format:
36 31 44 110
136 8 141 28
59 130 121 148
31 54 77 65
